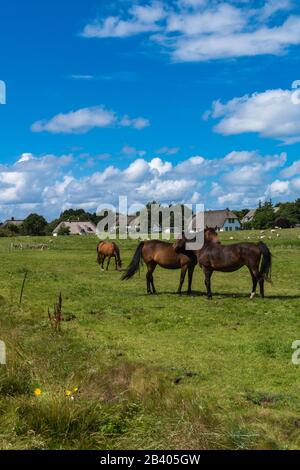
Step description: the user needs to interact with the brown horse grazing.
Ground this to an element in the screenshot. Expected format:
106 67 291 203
174 228 272 300
121 240 197 295
96 241 122 271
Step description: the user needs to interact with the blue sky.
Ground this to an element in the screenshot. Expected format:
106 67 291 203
1 0 300 220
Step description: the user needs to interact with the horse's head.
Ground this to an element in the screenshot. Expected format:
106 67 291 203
173 233 187 253
204 226 220 244
173 232 198 253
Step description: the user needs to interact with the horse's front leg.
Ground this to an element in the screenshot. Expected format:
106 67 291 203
101 256 105 272
204 267 213 299
177 265 187 295
106 256 111 271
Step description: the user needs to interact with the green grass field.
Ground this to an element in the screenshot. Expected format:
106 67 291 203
0 229 300 450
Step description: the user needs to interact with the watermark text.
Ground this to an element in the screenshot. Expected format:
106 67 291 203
0 80 6 105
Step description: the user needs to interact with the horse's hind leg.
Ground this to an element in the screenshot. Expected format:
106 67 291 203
187 265 195 295
204 267 213 299
146 271 151 294
115 255 118 270
177 266 188 295
259 278 265 299
249 267 259 299
101 256 105 271
147 262 157 294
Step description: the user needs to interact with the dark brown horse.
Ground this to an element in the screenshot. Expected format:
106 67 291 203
96 241 122 271
121 240 197 295
174 228 272 299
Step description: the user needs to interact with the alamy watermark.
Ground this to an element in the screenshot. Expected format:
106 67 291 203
291 80 300 105
96 197 205 250
0 341 6 365
291 340 300 365
0 80 6 105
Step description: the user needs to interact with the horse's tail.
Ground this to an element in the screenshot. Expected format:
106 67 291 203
113 243 122 268
121 242 144 280
96 242 102 265
258 242 272 283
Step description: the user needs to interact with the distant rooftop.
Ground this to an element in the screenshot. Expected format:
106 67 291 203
52 220 96 235
3 217 24 227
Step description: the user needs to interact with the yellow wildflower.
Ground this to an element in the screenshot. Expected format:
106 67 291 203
73 387 79 393
34 388 42 397
65 390 72 397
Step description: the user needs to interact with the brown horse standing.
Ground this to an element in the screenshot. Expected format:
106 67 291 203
121 240 197 295
174 228 272 299
96 241 122 271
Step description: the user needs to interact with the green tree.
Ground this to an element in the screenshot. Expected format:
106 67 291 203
233 209 249 220
45 219 60 235
276 201 300 226
6 223 21 235
59 208 102 225
22 214 48 236
57 225 71 236
252 201 275 229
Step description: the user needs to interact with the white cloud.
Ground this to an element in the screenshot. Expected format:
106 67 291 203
71 75 95 80
0 150 298 220
218 191 244 206
81 1 300 62
121 145 146 157
208 88 300 143
131 2 167 24
17 153 35 163
82 2 166 38
222 152 287 186
119 115 150 130
149 157 172 175
123 159 150 182
137 178 195 200
281 160 300 177
32 106 149 134
166 4 246 36
178 0 208 8
223 164 265 185
223 150 259 164
292 177 300 190
266 179 290 197
155 146 180 155
0 153 72 212
260 0 293 20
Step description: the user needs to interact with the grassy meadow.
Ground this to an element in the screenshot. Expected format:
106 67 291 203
0 229 300 450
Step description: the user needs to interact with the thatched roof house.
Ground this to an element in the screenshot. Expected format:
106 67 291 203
241 209 256 224
190 209 241 232
52 221 96 236
2 217 24 228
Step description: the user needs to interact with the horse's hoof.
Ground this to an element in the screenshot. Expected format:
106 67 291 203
250 293 256 300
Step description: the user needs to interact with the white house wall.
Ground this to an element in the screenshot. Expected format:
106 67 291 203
222 219 241 231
